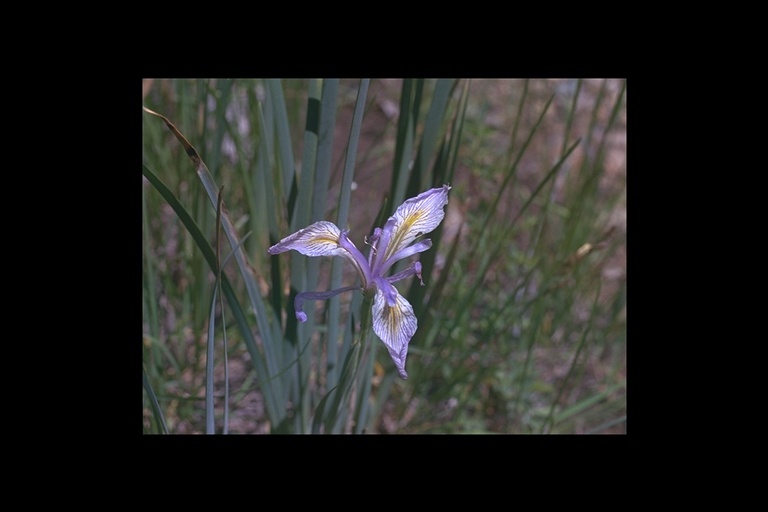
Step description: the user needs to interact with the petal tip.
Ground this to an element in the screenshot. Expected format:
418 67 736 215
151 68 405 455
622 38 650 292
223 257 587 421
296 311 308 322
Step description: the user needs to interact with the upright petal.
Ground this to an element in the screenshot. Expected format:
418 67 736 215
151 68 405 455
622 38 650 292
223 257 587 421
338 229 373 287
268 221 346 257
372 184 450 274
378 239 432 276
372 287 417 379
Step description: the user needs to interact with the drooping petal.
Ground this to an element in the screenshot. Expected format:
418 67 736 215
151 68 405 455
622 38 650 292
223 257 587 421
372 287 417 379
268 221 346 257
268 221 371 286
371 184 450 274
373 277 399 307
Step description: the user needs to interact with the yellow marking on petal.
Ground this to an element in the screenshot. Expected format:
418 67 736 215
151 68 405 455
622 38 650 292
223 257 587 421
403 209 423 230
381 186 450 263
269 221 345 257
385 208 427 261
371 288 417 378
307 235 340 246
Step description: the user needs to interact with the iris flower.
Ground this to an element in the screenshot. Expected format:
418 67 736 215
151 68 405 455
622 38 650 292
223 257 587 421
268 184 451 379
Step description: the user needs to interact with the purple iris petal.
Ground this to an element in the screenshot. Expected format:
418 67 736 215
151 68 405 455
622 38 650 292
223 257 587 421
267 221 345 257
373 277 399 307
386 261 423 286
338 229 372 287
366 227 383 267
268 184 450 380
370 217 396 275
379 239 432 276
371 288 416 380
369 185 450 276
294 286 359 322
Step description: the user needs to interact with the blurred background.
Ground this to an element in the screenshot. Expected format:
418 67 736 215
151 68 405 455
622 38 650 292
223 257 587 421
142 79 626 434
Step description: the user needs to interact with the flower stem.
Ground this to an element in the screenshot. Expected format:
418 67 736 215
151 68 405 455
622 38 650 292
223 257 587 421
320 294 375 432
357 294 373 346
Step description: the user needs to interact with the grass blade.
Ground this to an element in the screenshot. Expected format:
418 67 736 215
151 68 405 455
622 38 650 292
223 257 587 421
327 79 369 389
142 163 283 425
267 79 296 198
143 368 169 434
410 78 454 194
540 280 602 433
142 107 285 422
205 285 218 434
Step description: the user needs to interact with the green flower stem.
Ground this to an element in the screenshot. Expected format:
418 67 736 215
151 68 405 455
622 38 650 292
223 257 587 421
357 292 374 346
347 293 374 392
316 293 375 433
